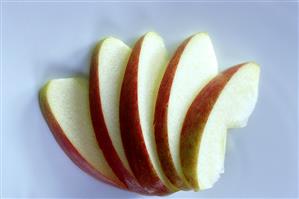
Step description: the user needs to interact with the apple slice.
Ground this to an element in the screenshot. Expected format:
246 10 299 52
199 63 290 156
119 32 178 194
39 77 125 190
89 37 153 195
180 62 260 190
154 33 218 189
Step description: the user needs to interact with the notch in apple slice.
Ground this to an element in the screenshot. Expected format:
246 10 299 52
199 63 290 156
89 37 150 194
39 77 125 190
119 32 178 194
180 62 260 191
154 33 218 189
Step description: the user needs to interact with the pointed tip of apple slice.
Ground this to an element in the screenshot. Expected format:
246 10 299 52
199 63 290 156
144 31 160 37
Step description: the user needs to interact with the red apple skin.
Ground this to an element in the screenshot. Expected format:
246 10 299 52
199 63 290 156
119 35 172 195
39 88 126 190
89 43 151 195
154 36 192 190
180 63 244 190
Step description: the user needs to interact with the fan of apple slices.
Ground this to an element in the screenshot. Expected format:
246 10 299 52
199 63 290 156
39 32 260 195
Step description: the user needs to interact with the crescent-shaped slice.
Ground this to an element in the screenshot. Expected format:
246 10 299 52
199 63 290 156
119 32 177 194
89 38 148 194
154 33 218 189
180 62 260 190
40 77 125 190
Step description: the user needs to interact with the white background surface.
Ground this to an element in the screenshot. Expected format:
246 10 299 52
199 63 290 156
2 1 298 198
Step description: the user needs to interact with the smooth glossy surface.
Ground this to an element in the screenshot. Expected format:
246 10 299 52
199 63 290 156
2 2 297 198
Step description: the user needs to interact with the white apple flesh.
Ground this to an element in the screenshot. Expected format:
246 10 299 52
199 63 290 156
39 77 125 190
180 62 260 190
154 33 218 189
89 38 149 194
119 32 178 194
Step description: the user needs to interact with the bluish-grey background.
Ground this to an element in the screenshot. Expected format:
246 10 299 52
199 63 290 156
2 1 298 198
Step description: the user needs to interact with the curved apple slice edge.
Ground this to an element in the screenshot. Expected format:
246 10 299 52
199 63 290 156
119 32 177 194
90 38 151 194
94 38 132 173
154 32 218 189
39 77 126 190
180 62 260 191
